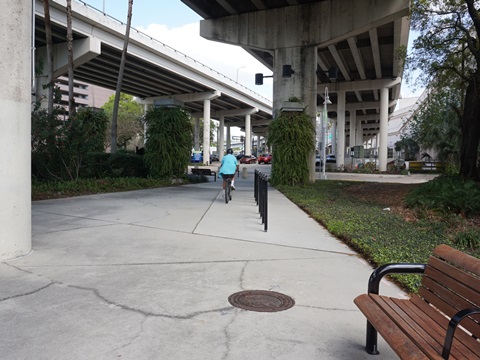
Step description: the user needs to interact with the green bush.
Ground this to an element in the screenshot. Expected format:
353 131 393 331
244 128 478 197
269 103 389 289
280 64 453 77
267 110 315 186
405 176 480 216
143 107 193 178
81 152 148 178
31 106 109 181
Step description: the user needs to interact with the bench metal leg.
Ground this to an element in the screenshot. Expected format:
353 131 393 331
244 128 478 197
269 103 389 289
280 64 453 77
366 321 380 355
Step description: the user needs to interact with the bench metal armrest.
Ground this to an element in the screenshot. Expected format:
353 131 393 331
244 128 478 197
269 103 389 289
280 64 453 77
367 263 426 295
442 308 480 359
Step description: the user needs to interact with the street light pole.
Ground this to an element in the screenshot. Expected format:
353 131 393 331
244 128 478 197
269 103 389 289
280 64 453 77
321 87 332 180
236 66 246 82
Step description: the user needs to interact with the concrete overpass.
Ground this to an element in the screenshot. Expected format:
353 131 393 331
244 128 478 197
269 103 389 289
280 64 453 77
181 0 411 177
33 0 273 162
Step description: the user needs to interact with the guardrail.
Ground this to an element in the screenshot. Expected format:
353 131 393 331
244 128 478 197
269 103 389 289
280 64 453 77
254 170 268 232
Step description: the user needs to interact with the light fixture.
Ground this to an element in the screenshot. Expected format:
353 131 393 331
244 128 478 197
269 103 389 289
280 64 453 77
255 73 273 85
282 64 295 78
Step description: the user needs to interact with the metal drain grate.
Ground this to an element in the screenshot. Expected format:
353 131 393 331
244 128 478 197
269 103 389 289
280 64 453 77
228 290 295 312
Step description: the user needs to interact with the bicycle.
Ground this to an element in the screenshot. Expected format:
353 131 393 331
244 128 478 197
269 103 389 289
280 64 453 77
224 177 233 203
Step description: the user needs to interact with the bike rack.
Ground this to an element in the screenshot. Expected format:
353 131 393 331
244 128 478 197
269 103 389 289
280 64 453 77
254 170 268 232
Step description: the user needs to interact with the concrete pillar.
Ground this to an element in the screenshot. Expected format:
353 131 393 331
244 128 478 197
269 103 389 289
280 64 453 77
356 118 363 147
336 90 346 168
194 118 200 151
0 0 32 260
379 87 389 171
256 135 261 155
226 126 231 149
218 115 225 161
245 114 251 156
203 99 211 165
272 46 317 182
331 120 337 155
349 111 356 148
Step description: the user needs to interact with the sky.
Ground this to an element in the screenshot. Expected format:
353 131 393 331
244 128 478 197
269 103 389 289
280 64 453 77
78 0 422 102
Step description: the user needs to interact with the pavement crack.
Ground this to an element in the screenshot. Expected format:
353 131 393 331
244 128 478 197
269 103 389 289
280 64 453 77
296 304 357 312
222 308 240 360
239 261 249 290
0 281 58 302
68 284 234 319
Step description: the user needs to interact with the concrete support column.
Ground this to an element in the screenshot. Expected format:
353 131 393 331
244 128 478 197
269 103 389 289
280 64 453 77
379 87 389 171
0 0 32 260
272 46 317 182
349 111 356 148
356 119 363 147
331 120 337 155
226 126 231 149
245 114 251 156
194 118 200 151
203 99 211 165
336 90 346 168
218 115 225 161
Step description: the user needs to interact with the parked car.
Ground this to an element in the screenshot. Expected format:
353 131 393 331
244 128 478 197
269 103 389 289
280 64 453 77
257 154 272 164
315 154 336 166
239 155 257 164
326 155 336 163
210 153 219 162
236 153 245 160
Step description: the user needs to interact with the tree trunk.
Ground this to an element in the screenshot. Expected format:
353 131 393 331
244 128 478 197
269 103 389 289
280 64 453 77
66 0 75 117
459 75 480 181
43 0 54 114
111 0 133 154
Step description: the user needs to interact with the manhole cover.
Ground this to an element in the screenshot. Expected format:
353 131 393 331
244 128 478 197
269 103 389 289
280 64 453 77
228 290 295 312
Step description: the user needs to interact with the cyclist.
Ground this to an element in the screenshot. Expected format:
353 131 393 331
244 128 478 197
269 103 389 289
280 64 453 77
219 149 239 190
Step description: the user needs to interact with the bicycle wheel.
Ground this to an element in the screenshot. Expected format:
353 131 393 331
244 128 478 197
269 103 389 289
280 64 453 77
225 180 229 204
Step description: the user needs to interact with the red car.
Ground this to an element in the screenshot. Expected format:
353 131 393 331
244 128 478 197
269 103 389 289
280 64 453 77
257 154 272 164
239 155 257 164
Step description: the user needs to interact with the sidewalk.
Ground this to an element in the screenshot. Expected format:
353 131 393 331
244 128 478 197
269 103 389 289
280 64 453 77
0 167 408 359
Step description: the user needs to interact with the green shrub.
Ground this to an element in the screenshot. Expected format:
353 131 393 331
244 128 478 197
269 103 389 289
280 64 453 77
143 107 193 178
81 152 148 178
453 229 480 250
405 176 480 216
267 110 315 186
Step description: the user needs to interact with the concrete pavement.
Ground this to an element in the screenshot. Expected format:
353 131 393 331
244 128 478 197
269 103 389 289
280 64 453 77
0 167 425 359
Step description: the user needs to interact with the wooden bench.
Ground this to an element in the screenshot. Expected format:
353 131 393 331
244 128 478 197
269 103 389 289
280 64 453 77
354 245 480 360
191 167 216 181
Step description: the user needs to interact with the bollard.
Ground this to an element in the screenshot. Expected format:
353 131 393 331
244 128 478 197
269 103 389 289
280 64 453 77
254 170 268 232
242 167 248 179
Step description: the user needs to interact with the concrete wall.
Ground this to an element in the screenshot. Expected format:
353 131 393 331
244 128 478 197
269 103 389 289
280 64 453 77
0 0 32 259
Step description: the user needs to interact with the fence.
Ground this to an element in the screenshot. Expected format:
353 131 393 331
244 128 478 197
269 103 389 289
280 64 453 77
254 170 268 232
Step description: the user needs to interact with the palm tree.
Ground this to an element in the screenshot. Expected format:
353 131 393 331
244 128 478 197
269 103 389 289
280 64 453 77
42 0 54 114
66 0 75 117
111 0 133 154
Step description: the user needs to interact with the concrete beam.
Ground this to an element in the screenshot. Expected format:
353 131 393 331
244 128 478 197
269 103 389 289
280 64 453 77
327 77 401 92
36 37 101 78
200 0 409 50
141 90 221 104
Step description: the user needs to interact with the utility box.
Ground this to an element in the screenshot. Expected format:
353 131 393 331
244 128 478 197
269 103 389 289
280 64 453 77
353 145 364 159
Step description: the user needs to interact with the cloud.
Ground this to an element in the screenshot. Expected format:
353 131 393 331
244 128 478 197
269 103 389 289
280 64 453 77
138 23 273 101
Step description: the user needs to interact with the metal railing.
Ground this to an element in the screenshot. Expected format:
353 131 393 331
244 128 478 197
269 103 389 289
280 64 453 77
254 170 268 232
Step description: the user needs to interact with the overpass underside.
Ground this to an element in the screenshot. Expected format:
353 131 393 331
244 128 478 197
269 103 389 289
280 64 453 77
182 0 410 179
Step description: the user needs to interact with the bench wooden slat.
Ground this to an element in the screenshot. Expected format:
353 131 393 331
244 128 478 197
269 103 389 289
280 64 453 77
409 297 480 360
354 294 433 359
424 259 480 305
433 245 480 277
372 295 445 359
